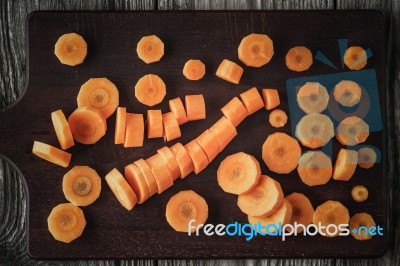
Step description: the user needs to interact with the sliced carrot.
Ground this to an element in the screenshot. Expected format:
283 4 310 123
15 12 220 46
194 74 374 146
221 97 248 127
157 146 181 181
134 74 166 107
358 147 377 169
296 82 329 114
166 190 208 233
133 159 158 196
51 109 75 150
344 46 367 70
32 141 71 168
68 106 107 145
285 192 314 233
162 112 181 142
77 78 119 118
333 80 362 107
262 88 280 110
217 152 261 195
183 59 206 81
349 213 376 240
54 33 87 66
238 33 274 67
332 148 358 181
269 109 288 128
195 129 220 163
136 35 164 64
336 116 369 146
124 113 144 148
114 107 126 144
297 151 332 186
209 117 237 152
239 87 264 115
124 163 150 204
185 94 206 121
215 59 244 84
312 200 349 237
237 175 284 217
169 97 189 125
184 140 209 174
351 185 368 202
262 132 301 174
147 109 163 138
169 142 194 179
248 199 292 234
285 46 313 72
105 168 137 211
145 154 174 194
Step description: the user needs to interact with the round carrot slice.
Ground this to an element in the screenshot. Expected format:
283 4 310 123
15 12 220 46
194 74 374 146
217 152 261 195
351 185 368 202
269 109 288 128
136 35 164 64
312 200 349 237
165 190 208 233
296 82 329 114
295 113 334 149
336 116 369 146
134 74 166 107
344 46 367 70
183 59 206 80
238 33 274 67
105 168 137 211
349 213 376 240
358 147 377 169
237 175 284 217
285 46 313 72
333 80 362 107
285 192 314 233
297 151 332 186
54 33 87 66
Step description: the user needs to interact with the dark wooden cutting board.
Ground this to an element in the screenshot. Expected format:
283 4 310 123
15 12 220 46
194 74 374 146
0 11 387 259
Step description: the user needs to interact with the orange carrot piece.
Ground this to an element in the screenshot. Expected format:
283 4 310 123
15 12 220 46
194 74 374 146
239 87 264 115
51 109 75 150
124 164 150 204
162 112 181 142
147 109 163 138
221 97 248 127
145 154 174 194
105 168 137 210
32 141 72 168
209 116 237 152
124 113 144 148
170 142 194 179
114 107 127 144
185 94 206 121
195 129 220 163
169 97 189 125
183 59 206 81
262 88 280 110
215 59 244 84
133 159 158 196
157 146 181 181
184 140 209 174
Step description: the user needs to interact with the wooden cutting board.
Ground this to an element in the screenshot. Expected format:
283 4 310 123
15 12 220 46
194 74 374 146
0 11 387 259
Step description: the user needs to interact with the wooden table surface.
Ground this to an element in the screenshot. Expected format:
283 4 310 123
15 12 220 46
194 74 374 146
0 0 399 265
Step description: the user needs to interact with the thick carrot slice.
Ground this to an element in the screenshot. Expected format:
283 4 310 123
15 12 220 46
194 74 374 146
162 112 181 142
332 148 358 181
77 78 119 118
169 142 194 179
238 33 274 67
124 163 150 204
54 33 87 66
221 97 248 127
285 46 313 72
145 154 174 194
185 94 206 121
124 113 144 148
333 80 362 107
358 147 377 169
248 199 292 234
157 146 181 181
312 200 349 237
114 107 126 144
51 109 75 150
134 74 166 107
349 213 376 240
68 106 107 145
32 141 71 168
351 185 368 202
184 140 209 174
183 59 206 81
262 132 301 174
136 35 164 64
237 175 284 217
262 88 280 110
297 151 332 186
344 46 367 70
285 192 314 233
269 109 288 128
239 87 264 115
165 190 208 233
147 109 163 138
105 168 137 211
62 166 101 206
133 159 158 196
336 116 369 146
169 97 188 125
195 129 220 163
215 59 244 84
209 117 237 152
217 152 261 195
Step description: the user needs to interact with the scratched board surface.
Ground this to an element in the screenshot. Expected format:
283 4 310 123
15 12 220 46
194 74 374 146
0 11 386 259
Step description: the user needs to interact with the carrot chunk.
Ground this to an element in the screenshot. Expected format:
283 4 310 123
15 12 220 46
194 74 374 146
169 97 189 125
145 154 174 194
185 94 206 121
157 146 181 181
124 113 144 148
51 109 75 150
262 88 280 110
183 59 206 81
239 87 264 115
32 141 71 168
124 163 150 204
208 117 237 152
133 159 158 196
215 59 244 84
184 140 209 174
114 107 126 144
221 97 248 127
147 109 163 138
169 142 194 179
105 168 137 211
162 112 181 142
